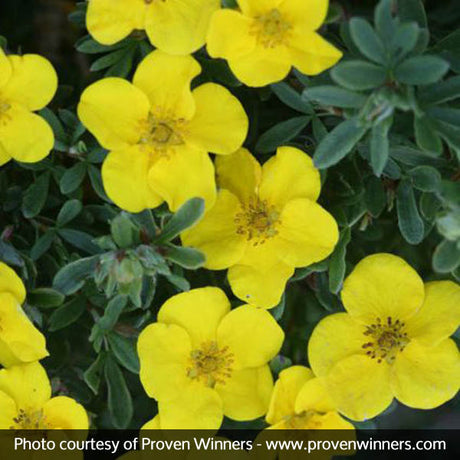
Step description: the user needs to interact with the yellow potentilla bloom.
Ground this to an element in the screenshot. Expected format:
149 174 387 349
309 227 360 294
181 147 339 308
0 361 88 429
308 253 460 421
0 48 57 165
78 50 248 213
86 0 220 55
137 287 284 429
0 263 48 367
266 366 354 429
207 0 342 87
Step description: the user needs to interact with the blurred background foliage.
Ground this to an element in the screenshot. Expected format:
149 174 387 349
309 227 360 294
0 0 459 430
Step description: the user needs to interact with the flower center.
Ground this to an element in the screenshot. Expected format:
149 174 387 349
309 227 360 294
11 408 49 430
235 198 280 246
187 341 234 388
252 9 292 48
362 317 410 364
138 114 184 152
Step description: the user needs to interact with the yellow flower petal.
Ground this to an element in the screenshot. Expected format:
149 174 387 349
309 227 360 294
0 262 26 304
238 0 284 16
181 190 247 270
148 145 216 212
216 305 284 369
133 51 201 120
138 323 192 401
0 48 12 87
324 354 393 421
158 287 231 348
145 0 220 55
43 396 89 429
0 104 53 163
266 365 313 425
78 78 150 150
184 83 248 155
229 45 291 87
392 339 460 409
0 390 17 429
215 148 261 203
341 253 425 324
406 281 460 346
0 362 51 411
86 0 145 45
228 242 294 308
158 384 223 430
207 9 256 60
0 292 48 367
289 31 343 76
308 312 366 377
295 377 337 415
216 365 273 421
275 198 339 267
311 411 355 430
141 415 161 430
259 147 321 207
1 54 57 111
280 0 329 31
101 146 163 213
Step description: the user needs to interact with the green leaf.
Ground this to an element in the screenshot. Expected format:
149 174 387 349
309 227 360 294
107 332 140 374
164 245 206 269
433 240 460 274
111 213 137 248
28 288 65 309
105 354 133 429
331 60 386 90
58 229 100 254
349 17 386 64
408 166 442 192
271 82 313 114
428 107 460 128
396 0 427 28
329 227 351 294
90 48 128 71
255 116 311 153
57 200 83 227
53 256 99 295
374 0 396 43
395 56 449 85
31 231 56 261
98 295 128 331
156 198 205 243
76 37 132 54
60 162 87 195
22 173 50 219
49 297 86 331
84 352 106 394
314 119 368 169
88 165 110 202
396 180 424 244
419 76 460 105
303 86 367 108
414 115 443 154
370 117 392 176
391 22 420 61
364 176 387 217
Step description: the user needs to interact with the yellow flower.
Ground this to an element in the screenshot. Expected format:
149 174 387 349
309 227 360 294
266 366 354 429
78 50 248 213
181 147 339 308
308 253 460 421
0 361 88 429
86 0 220 55
0 48 57 165
0 263 48 367
207 0 342 87
137 287 284 429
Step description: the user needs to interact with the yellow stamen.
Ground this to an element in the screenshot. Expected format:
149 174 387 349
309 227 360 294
0 100 12 126
251 9 292 49
138 113 184 153
284 410 324 429
362 316 410 364
11 408 49 430
187 341 234 388
235 198 280 246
